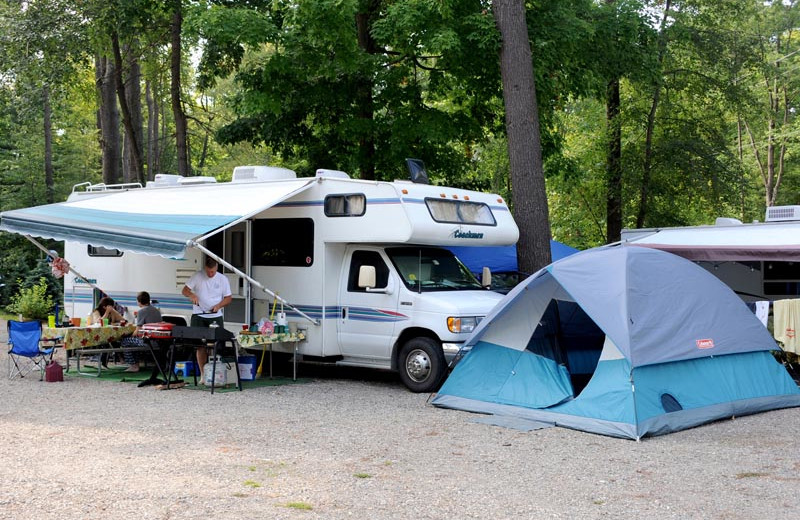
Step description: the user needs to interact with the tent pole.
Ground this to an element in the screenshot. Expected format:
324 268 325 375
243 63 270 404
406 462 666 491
23 235 104 294
189 241 319 326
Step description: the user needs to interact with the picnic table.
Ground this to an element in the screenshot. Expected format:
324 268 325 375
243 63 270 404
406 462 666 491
43 324 140 376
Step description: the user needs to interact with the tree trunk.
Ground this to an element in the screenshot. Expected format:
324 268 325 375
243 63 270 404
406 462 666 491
604 0 622 243
111 31 144 184
43 85 54 204
171 1 190 177
95 55 120 184
146 80 159 180
492 0 552 274
636 0 671 229
605 77 622 243
355 3 378 181
123 44 144 185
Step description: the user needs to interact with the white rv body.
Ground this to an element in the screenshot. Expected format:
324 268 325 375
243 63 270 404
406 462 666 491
59 168 519 391
622 209 800 302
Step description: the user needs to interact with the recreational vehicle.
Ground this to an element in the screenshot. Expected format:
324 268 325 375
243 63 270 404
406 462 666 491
0 166 519 392
621 206 800 302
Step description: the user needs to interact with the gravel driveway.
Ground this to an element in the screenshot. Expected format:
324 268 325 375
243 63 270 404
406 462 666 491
1 321 799 519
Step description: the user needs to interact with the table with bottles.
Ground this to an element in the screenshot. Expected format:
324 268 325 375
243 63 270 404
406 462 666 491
237 331 306 380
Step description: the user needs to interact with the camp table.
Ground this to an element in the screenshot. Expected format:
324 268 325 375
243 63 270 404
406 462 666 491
237 331 306 381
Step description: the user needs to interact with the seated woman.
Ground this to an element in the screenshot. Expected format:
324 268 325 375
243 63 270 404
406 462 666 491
89 296 124 325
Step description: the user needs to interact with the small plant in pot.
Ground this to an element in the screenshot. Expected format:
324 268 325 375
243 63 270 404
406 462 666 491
6 277 54 321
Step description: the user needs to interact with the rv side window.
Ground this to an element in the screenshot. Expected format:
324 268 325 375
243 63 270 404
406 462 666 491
324 194 366 217
347 251 389 292
252 218 314 267
425 199 496 226
87 245 123 257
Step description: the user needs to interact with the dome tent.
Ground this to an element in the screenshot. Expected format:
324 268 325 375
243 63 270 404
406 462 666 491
432 246 800 440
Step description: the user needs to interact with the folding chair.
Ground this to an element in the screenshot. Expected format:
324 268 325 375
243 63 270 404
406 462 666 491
7 320 57 380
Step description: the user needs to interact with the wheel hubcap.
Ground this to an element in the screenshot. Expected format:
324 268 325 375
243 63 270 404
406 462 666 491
406 348 431 383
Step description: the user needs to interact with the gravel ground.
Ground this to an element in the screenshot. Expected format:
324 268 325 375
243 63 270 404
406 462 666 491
1 320 799 520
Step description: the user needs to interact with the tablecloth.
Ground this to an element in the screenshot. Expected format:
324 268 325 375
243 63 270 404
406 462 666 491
236 331 306 348
43 325 137 350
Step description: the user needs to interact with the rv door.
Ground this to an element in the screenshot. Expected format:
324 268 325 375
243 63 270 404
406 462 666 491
338 248 400 363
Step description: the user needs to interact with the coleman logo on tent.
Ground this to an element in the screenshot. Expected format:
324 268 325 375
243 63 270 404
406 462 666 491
786 328 796 339
696 338 715 349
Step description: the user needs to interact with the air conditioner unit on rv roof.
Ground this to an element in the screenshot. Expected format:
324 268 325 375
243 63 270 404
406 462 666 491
765 205 800 222
232 166 297 182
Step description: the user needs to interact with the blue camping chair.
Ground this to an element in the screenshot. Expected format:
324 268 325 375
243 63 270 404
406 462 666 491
7 320 57 380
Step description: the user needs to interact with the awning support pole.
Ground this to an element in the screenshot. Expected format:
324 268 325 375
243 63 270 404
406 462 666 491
190 241 319 326
23 235 104 294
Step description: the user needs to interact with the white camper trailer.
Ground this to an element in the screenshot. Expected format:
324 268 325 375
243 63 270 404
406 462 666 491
621 206 800 302
0 166 519 392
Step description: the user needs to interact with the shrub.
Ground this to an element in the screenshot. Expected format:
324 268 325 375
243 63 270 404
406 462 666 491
6 277 54 320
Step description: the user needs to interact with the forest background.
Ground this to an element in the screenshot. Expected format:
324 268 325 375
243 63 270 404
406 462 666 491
0 0 798 309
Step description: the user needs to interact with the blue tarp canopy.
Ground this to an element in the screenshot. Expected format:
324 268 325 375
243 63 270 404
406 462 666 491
0 179 316 258
447 241 578 275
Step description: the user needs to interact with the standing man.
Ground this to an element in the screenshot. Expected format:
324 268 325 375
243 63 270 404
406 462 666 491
182 256 232 369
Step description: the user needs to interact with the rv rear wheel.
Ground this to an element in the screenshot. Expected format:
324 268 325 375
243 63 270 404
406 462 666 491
398 337 446 393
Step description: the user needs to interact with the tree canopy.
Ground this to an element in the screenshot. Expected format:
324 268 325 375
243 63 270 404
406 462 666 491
0 0 799 305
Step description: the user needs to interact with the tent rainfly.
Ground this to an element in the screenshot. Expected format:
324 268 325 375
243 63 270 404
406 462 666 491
432 246 800 440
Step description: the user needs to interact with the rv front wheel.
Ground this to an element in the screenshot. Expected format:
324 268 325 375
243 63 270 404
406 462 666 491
398 338 446 393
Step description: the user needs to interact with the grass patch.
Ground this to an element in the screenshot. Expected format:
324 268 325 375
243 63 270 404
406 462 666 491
354 472 372 479
284 502 313 510
735 472 768 479
243 480 261 488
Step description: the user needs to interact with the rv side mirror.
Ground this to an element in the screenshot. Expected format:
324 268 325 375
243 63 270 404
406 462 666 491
358 265 377 289
359 265 395 294
481 266 492 288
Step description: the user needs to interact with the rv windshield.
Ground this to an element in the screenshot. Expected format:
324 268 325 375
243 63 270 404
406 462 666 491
386 247 483 292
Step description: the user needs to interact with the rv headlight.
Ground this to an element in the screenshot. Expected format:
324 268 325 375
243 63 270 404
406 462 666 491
447 316 479 334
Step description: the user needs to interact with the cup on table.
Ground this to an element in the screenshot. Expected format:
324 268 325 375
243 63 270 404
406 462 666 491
242 324 249 331
71 317 81 327
47 315 56 328
102 318 109 326
288 322 298 335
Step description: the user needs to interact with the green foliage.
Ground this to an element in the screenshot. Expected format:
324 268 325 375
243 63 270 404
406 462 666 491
6 277 55 320
208 0 502 180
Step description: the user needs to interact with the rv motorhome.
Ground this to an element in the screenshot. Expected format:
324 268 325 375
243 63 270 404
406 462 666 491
0 166 519 392
621 206 800 302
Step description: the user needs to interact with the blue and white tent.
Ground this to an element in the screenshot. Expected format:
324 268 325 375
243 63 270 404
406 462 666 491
432 246 800 439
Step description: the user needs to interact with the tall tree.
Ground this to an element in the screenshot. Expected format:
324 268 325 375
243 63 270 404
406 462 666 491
636 0 671 228
111 31 145 183
171 0 190 176
604 0 623 244
95 55 121 184
202 1 501 180
492 0 552 272
739 0 799 208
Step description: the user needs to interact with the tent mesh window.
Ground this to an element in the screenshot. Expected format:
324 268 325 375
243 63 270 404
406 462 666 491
660 393 683 413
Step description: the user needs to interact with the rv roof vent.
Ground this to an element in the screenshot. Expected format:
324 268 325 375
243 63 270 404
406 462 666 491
715 217 742 226
315 169 350 179
152 174 182 186
178 176 217 185
766 205 800 222
232 165 297 182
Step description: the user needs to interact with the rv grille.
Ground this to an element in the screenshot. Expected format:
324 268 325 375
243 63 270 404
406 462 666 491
766 205 800 222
